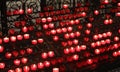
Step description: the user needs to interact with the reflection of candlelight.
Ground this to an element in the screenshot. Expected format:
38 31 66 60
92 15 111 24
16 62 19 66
53 68 59 72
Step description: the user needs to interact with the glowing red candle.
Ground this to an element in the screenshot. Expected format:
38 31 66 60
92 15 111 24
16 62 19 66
5 52 12 59
116 12 120 16
67 40 73 46
70 47 75 53
49 23 54 28
104 0 109 4
23 66 30 72
109 19 113 24
15 68 22 72
48 51 54 57
96 41 101 46
75 31 81 37
42 18 47 23
98 34 103 39
95 49 100 54
62 28 67 33
113 52 118 57
44 61 50 67
81 45 86 50
104 19 109 25
85 29 90 35
27 8 32 14
13 10 19 15
91 42 96 48
78 25 83 30
47 17 52 22
102 33 107 38
118 50 120 55
86 23 92 28
70 20 75 25
56 28 62 34
26 48 33 54
0 63 5 69
73 39 79 45
37 38 44 43
43 24 48 29
69 32 75 38
12 51 19 57
0 46 4 53
114 36 119 42
81 12 86 17
87 59 93 64
113 44 118 49
3 37 9 43
75 19 80 24
72 54 79 61
53 36 59 41
20 50 26 55
105 39 111 44
53 68 59 72
64 48 70 54
21 57 28 64
17 35 23 40
118 3 120 6
106 31 112 36
75 45 81 52
10 36 16 42
41 52 48 59
67 26 73 32
9 29 15 35
14 59 20 66
30 64 37 71
61 42 67 47
37 62 44 69
19 9 24 14
101 40 106 45
51 29 56 35
24 34 30 39
63 4 68 9
94 10 99 15
22 26 28 33
64 33 70 39
31 40 37 45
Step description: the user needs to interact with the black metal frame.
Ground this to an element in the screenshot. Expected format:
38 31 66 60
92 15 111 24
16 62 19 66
1 0 8 36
